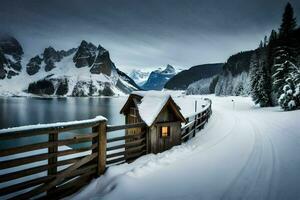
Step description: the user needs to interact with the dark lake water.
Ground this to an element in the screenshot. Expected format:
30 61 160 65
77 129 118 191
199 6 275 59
0 97 127 149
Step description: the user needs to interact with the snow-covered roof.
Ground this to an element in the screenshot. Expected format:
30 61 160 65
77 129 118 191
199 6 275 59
132 91 210 118
136 94 171 126
123 91 186 126
132 91 169 97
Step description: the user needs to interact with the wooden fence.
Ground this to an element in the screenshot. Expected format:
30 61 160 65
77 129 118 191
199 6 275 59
0 99 212 199
106 122 147 166
181 99 212 142
0 118 107 200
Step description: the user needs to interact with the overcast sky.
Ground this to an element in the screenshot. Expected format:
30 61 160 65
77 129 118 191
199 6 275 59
1 0 299 72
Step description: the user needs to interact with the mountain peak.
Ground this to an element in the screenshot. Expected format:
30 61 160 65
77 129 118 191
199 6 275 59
43 46 63 72
97 45 106 51
0 36 23 58
129 69 150 87
161 64 175 74
78 40 97 52
73 40 97 68
0 36 23 79
141 65 177 90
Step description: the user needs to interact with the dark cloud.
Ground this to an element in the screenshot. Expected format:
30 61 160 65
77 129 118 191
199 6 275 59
1 0 299 72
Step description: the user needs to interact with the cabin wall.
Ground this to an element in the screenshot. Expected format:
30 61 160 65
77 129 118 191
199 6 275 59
148 122 181 153
148 106 182 154
148 125 157 153
124 102 143 144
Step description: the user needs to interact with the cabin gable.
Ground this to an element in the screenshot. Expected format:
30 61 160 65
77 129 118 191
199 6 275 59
120 94 142 115
151 98 186 126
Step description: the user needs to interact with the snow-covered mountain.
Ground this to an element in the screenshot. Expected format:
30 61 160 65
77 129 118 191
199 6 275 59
179 52 253 96
215 51 253 96
142 64 177 90
186 76 219 95
128 69 150 87
0 37 139 96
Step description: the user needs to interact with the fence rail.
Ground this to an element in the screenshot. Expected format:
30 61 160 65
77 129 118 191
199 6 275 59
0 118 107 200
0 98 212 199
181 99 212 142
106 123 147 165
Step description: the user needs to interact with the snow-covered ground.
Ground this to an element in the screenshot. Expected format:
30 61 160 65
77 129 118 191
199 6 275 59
71 95 300 200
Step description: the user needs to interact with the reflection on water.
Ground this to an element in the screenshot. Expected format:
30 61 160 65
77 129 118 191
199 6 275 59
0 97 127 149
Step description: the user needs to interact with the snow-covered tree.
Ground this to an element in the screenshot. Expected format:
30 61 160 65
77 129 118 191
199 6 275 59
276 61 300 110
278 78 296 110
250 49 272 107
266 30 279 106
271 2 298 106
258 64 272 107
249 53 260 104
272 49 296 95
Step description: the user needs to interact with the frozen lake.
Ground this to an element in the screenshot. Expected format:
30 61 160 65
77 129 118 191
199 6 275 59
0 97 127 149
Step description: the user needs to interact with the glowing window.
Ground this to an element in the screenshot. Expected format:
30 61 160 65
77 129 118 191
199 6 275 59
161 126 169 138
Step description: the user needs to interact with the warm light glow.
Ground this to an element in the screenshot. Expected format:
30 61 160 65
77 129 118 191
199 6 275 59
161 126 169 137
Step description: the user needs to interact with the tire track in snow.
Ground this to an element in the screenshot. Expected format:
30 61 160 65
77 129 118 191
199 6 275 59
221 116 279 200
247 119 277 200
191 109 239 154
250 115 282 200
220 117 264 200
263 130 278 200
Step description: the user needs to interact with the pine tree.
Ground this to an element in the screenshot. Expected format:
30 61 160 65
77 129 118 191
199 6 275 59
263 36 268 47
278 77 296 110
272 2 298 106
259 40 264 49
272 47 297 96
249 53 260 104
269 30 278 42
267 30 278 105
278 63 300 110
250 46 273 107
279 2 297 38
273 54 291 93
258 63 272 107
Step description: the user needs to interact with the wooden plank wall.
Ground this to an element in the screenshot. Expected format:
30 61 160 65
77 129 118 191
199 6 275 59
0 119 106 200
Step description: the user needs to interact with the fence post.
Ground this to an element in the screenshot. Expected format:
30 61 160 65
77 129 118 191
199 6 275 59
199 112 203 130
193 115 197 137
93 121 107 176
47 131 58 194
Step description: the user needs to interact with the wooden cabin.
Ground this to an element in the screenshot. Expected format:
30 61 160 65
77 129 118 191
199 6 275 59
120 92 186 154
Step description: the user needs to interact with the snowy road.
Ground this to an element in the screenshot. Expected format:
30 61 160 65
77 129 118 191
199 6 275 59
73 96 300 200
